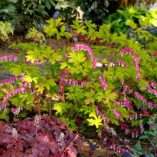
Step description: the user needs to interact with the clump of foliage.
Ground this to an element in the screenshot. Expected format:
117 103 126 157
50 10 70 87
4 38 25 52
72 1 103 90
133 114 157 157
0 21 13 41
106 6 157 34
13 0 55 32
26 27 46 43
0 0 56 32
43 18 72 40
0 0 17 21
0 115 82 157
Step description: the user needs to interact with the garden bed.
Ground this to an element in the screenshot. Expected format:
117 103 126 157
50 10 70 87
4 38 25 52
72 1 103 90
1 5 157 157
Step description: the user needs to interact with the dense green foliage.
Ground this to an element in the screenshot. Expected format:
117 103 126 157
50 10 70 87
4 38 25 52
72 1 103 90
0 0 55 32
107 6 157 34
0 0 17 21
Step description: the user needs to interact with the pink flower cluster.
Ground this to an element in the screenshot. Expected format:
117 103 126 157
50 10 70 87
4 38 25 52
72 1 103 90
117 60 126 67
120 47 140 80
150 81 156 88
0 87 26 110
122 85 128 96
129 114 138 120
59 67 89 95
113 109 121 119
121 84 133 109
64 79 89 87
131 129 141 138
134 91 157 108
127 127 141 138
119 122 141 138
119 122 129 135
114 83 134 109
99 75 108 90
129 128 141 138
114 99 133 110
72 44 96 69
128 111 149 120
103 138 130 153
0 55 19 62
65 79 78 86
0 75 22 85
34 58 41 64
147 86 157 97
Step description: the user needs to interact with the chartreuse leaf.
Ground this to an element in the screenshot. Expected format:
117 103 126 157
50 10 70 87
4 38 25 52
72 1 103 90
104 90 117 104
139 16 150 26
53 102 66 115
44 18 71 39
96 91 105 102
35 77 56 93
128 7 136 14
44 19 58 37
48 52 62 64
80 106 97 122
53 102 75 116
24 75 38 83
84 90 96 104
125 19 137 29
26 48 46 64
60 62 68 69
150 9 157 27
85 20 96 30
151 19 157 27
55 18 63 26
87 111 102 128
68 51 86 63
85 20 98 40
150 9 157 18
58 25 72 39
71 19 87 34
102 58 107 64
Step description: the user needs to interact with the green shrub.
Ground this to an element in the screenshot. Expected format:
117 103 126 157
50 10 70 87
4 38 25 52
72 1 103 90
106 7 157 34
0 17 157 155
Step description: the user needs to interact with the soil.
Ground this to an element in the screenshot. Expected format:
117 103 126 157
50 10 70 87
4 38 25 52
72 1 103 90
79 141 118 157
